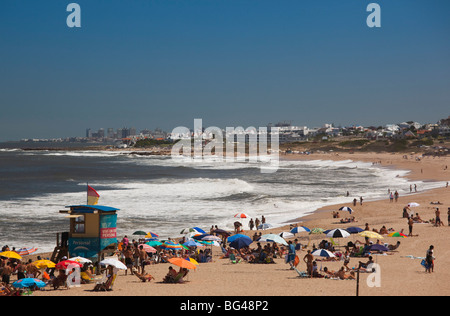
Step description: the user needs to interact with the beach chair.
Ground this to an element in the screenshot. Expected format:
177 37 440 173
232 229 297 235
293 266 309 278
229 253 241 264
93 273 117 291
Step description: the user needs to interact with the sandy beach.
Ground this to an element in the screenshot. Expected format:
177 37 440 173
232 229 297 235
16 152 450 297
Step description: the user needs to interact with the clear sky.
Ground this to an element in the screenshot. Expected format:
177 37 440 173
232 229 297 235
0 0 449 141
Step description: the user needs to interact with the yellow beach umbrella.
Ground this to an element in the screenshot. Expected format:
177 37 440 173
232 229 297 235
0 251 22 260
33 259 56 269
358 231 383 239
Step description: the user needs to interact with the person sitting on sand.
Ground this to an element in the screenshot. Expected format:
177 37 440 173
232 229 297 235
379 226 388 235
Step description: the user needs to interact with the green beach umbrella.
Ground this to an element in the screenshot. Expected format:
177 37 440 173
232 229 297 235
309 228 325 235
133 231 147 236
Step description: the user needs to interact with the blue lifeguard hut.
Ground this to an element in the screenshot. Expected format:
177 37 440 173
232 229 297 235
57 204 119 261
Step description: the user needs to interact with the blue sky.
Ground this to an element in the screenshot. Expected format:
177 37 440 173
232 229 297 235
0 0 449 141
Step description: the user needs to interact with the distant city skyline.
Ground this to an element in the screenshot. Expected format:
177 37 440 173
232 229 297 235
1 1 450 142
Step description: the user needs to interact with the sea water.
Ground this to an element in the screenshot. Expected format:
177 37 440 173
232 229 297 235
0 148 445 253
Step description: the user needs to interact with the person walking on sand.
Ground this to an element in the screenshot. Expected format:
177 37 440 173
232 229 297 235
255 218 260 230
249 218 254 231
425 245 435 273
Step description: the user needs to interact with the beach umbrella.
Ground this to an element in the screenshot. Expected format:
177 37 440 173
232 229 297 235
230 236 253 250
146 240 163 247
290 226 311 234
15 247 38 256
145 232 159 238
200 235 222 242
69 256 92 264
408 203 420 207
387 232 408 238
132 231 147 236
12 278 46 289
311 249 336 258
168 257 197 270
100 258 127 270
257 223 273 230
279 232 295 239
339 206 354 214
309 228 325 235
180 228 199 234
0 251 22 260
358 231 384 240
234 213 249 219
139 244 157 253
161 241 183 250
366 244 389 252
326 229 350 238
183 240 202 247
33 259 56 269
227 234 249 243
55 260 83 270
259 234 288 246
184 257 199 266
346 227 364 234
193 227 206 234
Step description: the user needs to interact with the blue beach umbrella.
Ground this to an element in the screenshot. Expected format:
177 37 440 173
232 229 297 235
290 226 311 234
12 278 46 289
183 240 202 247
257 223 273 230
311 249 336 258
227 234 248 243
193 227 206 234
339 207 354 214
230 236 253 250
346 227 364 234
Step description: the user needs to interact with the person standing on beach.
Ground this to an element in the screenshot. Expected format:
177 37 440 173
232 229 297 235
138 245 148 274
1 261 13 285
426 245 435 273
249 218 254 231
255 218 260 230
303 250 314 277
447 208 450 226
408 216 414 237
434 208 444 227
287 240 296 269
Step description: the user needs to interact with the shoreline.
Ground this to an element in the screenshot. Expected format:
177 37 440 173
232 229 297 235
9 151 450 296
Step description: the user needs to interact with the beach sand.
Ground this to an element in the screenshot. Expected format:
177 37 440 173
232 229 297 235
29 152 450 296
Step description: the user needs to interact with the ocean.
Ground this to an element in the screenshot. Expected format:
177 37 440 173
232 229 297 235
0 147 445 254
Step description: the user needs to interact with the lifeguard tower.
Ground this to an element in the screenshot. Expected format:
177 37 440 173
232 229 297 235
54 204 119 263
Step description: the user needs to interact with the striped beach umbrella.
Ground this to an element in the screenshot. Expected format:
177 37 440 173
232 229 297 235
259 234 288 246
311 249 336 258
326 228 350 238
16 247 38 256
145 232 159 238
161 241 183 250
388 232 408 238
139 244 157 253
234 213 249 219
290 226 311 234
339 206 354 214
